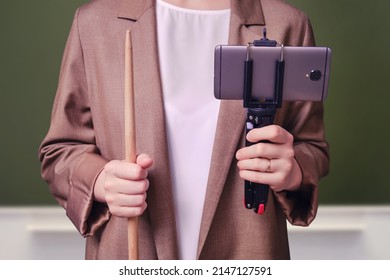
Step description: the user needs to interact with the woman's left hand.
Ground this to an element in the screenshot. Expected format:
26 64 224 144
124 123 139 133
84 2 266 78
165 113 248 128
235 125 302 192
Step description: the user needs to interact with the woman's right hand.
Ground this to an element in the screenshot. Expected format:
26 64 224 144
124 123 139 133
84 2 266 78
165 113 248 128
93 153 153 218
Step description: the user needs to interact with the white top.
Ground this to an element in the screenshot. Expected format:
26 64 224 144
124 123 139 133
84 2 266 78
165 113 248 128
156 0 230 259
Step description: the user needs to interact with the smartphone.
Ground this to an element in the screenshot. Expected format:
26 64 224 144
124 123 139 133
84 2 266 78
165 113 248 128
214 45 332 102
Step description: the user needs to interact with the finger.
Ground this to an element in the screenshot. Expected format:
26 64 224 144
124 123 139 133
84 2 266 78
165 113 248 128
109 204 147 218
238 157 290 174
238 158 294 191
105 160 148 180
236 143 271 160
236 142 293 160
246 125 293 145
106 192 147 208
237 157 272 172
105 178 149 195
238 170 286 191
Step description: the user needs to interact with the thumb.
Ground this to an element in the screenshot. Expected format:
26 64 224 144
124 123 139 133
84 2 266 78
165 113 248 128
136 153 154 169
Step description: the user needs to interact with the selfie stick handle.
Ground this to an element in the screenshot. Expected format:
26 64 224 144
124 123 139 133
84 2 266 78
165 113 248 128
244 107 275 214
243 29 285 214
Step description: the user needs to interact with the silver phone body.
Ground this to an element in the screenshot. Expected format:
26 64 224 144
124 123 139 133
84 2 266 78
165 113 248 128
214 45 332 102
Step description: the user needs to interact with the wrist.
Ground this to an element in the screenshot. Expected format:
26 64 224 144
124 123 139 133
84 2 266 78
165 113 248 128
93 168 106 203
285 158 303 192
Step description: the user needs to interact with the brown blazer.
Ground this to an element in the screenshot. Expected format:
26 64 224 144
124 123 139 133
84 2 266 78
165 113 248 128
39 0 329 260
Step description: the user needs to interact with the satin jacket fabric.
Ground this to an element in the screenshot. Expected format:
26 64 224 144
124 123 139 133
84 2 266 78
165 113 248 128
39 0 329 260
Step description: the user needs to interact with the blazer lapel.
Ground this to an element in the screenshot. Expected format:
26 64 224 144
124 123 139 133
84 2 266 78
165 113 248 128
197 0 266 258
116 0 179 259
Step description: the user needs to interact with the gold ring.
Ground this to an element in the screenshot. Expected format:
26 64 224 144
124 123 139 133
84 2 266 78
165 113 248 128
266 159 271 172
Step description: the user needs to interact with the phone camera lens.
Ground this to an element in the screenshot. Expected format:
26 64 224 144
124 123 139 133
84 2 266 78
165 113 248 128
309 70 322 81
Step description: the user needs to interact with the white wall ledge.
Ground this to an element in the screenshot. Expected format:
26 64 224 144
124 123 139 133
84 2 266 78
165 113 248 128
287 205 390 233
1 205 389 259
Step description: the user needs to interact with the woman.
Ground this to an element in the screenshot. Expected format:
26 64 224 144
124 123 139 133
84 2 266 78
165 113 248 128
39 0 329 259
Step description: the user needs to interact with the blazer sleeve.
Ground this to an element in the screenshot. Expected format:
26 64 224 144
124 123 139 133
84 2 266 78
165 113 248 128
39 9 110 237
273 15 330 226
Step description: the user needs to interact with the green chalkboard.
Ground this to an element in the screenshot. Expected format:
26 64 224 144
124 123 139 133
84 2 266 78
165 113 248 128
0 0 87 205
287 0 390 204
1 0 389 205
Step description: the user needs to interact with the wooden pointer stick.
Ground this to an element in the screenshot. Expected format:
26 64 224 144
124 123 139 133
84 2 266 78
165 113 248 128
124 30 139 260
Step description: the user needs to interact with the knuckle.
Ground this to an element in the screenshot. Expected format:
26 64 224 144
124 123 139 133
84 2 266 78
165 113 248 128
107 204 118 215
286 132 294 143
105 193 115 204
132 196 141 206
144 192 148 200
104 160 118 172
270 125 282 138
255 144 263 155
132 207 144 217
286 149 295 159
137 194 147 205
133 180 148 194
283 161 293 173
133 165 145 179
142 202 148 212
103 182 111 192
104 177 116 189
131 165 141 177
238 170 246 180
142 179 150 192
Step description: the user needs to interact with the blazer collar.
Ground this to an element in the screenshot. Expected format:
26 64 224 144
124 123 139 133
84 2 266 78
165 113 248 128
117 0 154 21
231 0 265 26
117 0 265 25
